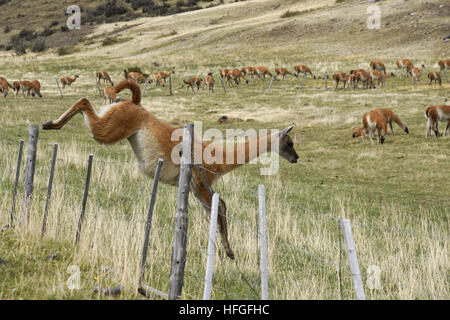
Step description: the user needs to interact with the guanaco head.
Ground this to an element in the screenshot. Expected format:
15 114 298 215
404 126 409 134
352 127 364 138
278 124 299 164
74 74 79 78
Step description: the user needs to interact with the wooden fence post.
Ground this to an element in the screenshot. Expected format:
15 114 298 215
96 79 103 97
10 139 24 227
55 78 63 98
169 75 173 96
139 158 164 286
22 124 39 223
41 143 58 238
143 77 151 96
190 80 196 95
301 72 306 89
219 76 227 94
75 154 93 245
258 184 269 300
203 193 219 300
341 218 366 300
325 72 328 90
267 74 275 94
168 124 194 300
19 79 26 98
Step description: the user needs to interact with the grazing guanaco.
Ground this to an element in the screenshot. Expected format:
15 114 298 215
332 72 347 89
42 79 299 260
61 75 79 89
362 110 388 144
372 108 409 135
255 66 273 81
124 69 147 84
345 74 356 90
0 76 13 97
204 72 214 93
369 61 386 74
427 71 442 86
13 80 42 97
226 69 248 86
241 67 256 82
396 59 414 77
155 71 174 86
275 67 294 80
153 73 164 87
294 64 314 79
352 127 366 138
410 64 425 85
219 69 231 80
183 77 203 91
96 71 114 86
438 59 449 82
424 105 450 137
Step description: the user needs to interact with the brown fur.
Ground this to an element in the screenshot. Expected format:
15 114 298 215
332 72 347 89
241 67 256 81
61 75 79 89
427 71 442 86
42 79 299 260
362 110 388 143
369 61 386 74
396 59 414 76
226 69 247 86
255 66 273 81
13 80 42 97
183 77 203 91
124 70 147 84
204 73 215 93
425 105 450 137
97 71 114 86
294 64 314 79
275 67 294 80
0 76 13 97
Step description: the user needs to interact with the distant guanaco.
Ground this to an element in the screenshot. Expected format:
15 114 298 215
219 69 231 80
369 61 386 74
96 71 114 86
241 67 256 81
427 71 442 86
438 59 449 82
13 80 42 97
410 64 425 85
226 69 248 86
0 76 13 97
294 64 314 79
103 85 117 104
355 70 374 89
61 75 79 89
275 67 294 80
354 109 408 138
396 59 414 76
204 72 215 93
124 69 147 84
255 66 273 81
183 77 203 91
424 105 450 137
332 72 347 89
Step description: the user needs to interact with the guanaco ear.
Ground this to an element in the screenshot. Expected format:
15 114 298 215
280 124 295 137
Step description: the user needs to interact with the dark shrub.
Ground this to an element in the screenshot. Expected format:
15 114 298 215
31 38 47 52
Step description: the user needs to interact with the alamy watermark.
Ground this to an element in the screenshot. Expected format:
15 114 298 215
66 5 81 30
367 5 381 30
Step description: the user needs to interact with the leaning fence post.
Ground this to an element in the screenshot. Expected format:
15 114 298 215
203 193 219 300
139 158 164 287
267 74 275 94
168 124 194 300
325 72 328 90
341 218 366 300
190 80 196 95
143 77 151 95
22 124 39 223
19 79 26 98
55 78 63 98
41 143 58 238
75 154 93 245
219 76 227 94
96 79 103 97
258 184 269 300
10 139 24 227
169 75 173 96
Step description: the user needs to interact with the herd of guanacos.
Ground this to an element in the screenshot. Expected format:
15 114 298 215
0 58 449 143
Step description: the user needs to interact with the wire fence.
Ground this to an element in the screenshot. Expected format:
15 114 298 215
0 138 448 300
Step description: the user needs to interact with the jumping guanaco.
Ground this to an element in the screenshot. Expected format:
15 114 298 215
42 79 299 260
424 105 450 137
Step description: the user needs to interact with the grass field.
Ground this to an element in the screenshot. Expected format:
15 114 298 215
0 0 449 300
